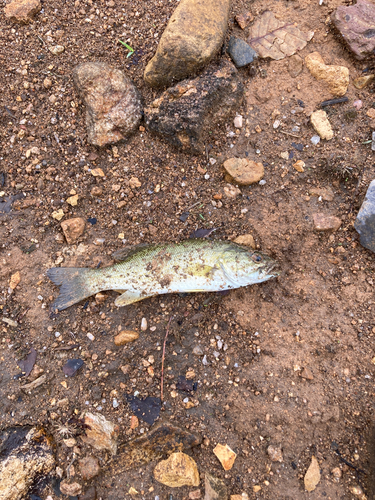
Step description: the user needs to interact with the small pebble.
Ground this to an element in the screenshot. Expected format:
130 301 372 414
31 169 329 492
311 135 320 145
87 333 95 341
202 355 208 366
259 180 266 185
141 318 148 331
234 115 243 128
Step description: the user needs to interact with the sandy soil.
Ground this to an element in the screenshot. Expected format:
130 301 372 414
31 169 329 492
1 0 375 498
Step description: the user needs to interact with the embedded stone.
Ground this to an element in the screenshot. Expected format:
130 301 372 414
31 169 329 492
144 0 231 87
61 217 85 245
153 452 199 487
354 179 375 252
310 110 334 140
305 52 349 96
223 158 264 185
4 0 41 23
73 62 142 147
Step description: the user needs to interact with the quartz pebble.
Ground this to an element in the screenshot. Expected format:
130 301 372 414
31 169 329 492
141 318 148 331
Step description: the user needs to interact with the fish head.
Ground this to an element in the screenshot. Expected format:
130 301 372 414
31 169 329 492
220 247 280 287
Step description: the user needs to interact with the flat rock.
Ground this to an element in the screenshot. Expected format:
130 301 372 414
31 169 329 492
78 456 100 481
223 184 241 199
0 426 55 500
145 62 243 154
354 179 375 253
353 74 374 89
81 412 118 455
61 217 85 245
204 473 228 500
73 62 142 147
332 0 375 60
112 421 201 473
309 186 335 201
304 456 321 492
233 234 256 249
213 443 237 471
60 481 82 497
153 452 199 487
223 158 264 185
267 445 283 462
114 330 139 346
288 54 303 78
4 0 41 23
310 110 333 140
305 52 349 96
313 213 341 231
227 37 257 68
144 0 231 87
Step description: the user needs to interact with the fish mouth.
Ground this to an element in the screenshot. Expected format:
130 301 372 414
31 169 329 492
263 262 281 277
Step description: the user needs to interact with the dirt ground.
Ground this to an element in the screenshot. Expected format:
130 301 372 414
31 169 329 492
1 0 375 498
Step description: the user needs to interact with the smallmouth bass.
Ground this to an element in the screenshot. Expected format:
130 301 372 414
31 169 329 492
46 239 280 311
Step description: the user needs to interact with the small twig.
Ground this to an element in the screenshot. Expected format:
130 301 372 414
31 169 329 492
279 130 300 139
186 201 201 211
16 307 30 322
36 34 46 46
161 316 173 402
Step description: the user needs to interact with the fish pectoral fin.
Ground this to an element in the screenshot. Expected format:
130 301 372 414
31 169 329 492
114 290 154 307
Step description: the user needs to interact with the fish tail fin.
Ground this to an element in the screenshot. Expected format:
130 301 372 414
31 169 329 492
46 267 98 311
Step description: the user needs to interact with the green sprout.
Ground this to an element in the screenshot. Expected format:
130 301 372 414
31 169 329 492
119 40 134 58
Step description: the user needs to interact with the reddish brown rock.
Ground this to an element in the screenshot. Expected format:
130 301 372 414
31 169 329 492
79 456 100 481
61 217 85 245
313 213 341 231
60 481 83 497
332 0 375 60
4 0 41 23
235 11 254 29
73 62 143 147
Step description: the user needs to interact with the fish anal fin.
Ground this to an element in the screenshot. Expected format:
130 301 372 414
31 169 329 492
114 290 155 307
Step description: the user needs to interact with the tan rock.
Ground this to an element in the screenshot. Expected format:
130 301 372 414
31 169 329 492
304 456 321 492
60 481 82 497
154 452 199 487
78 456 100 481
313 213 341 231
288 54 303 78
189 490 202 499
305 52 349 96
310 110 333 140
144 0 231 87
213 443 237 471
267 444 283 462
114 330 139 346
293 160 305 173
223 184 241 199
4 0 41 23
301 367 314 380
81 412 118 454
353 74 374 89
223 158 264 185
235 12 254 29
129 177 142 189
230 495 249 500
234 234 256 249
61 217 85 245
367 108 375 120
309 186 334 202
66 194 79 206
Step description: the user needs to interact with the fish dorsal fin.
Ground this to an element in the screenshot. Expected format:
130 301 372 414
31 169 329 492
111 243 153 263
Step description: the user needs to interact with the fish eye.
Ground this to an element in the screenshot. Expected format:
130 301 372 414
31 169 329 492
251 254 262 263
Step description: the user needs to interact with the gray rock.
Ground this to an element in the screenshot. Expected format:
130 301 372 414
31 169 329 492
145 62 244 154
204 472 228 500
227 37 257 68
0 426 55 500
354 179 375 252
73 62 142 147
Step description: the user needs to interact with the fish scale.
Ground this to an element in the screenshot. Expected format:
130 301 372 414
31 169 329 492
47 239 279 311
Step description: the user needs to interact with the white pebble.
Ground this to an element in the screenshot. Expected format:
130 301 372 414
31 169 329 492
141 318 148 331
213 351 220 359
55 332 61 338
273 119 281 129
87 333 95 341
113 398 119 408
311 135 321 145
204 174 210 180
202 355 208 366
183 397 189 403
259 180 266 186
234 115 243 128
217 340 223 350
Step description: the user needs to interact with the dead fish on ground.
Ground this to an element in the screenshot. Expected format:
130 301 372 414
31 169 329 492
46 239 280 311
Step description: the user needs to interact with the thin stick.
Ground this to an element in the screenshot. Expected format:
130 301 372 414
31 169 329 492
161 316 173 402
279 130 300 138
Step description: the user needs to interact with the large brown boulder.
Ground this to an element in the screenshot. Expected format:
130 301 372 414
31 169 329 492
144 0 231 88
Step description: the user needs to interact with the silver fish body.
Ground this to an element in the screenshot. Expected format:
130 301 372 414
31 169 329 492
47 239 279 311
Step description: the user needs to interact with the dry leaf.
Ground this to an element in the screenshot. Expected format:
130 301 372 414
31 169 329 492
248 11 314 60
304 456 321 492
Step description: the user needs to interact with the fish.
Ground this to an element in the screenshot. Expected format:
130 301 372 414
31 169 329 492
46 239 280 311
